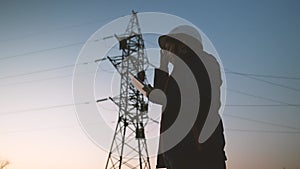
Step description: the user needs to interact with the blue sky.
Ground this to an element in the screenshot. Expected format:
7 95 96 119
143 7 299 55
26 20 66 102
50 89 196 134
0 1 300 169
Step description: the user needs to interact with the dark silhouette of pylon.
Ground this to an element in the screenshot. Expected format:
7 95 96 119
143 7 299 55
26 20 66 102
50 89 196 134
103 11 151 169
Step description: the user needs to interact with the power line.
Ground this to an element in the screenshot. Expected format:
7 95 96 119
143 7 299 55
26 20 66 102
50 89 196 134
0 58 111 87
226 104 300 107
145 41 300 81
1 15 125 43
1 123 300 135
0 37 298 84
149 40 300 91
245 75 300 92
2 37 289 81
0 71 94 87
0 74 73 87
225 70 300 80
1 101 299 132
223 113 300 131
0 42 84 61
1 101 300 136
0 15 127 61
0 57 109 86
0 64 75 80
0 38 109 62
0 102 90 116
1 102 298 117
227 88 297 106
1 17 299 138
0 125 79 135
226 70 300 92
0 69 297 110
0 65 297 111
2 21 99 43
0 57 114 86
0 37 298 93
0 62 91 80
225 128 300 134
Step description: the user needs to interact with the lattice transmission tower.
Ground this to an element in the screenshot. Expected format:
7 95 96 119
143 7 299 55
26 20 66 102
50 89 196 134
99 11 151 169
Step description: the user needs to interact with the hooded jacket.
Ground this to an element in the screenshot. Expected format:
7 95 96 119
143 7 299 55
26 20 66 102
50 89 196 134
153 26 226 168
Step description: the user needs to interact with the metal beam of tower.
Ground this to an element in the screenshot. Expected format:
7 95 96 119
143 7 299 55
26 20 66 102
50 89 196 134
103 11 151 169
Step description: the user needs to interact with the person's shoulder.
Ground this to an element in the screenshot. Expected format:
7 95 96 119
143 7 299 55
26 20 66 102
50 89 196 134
199 51 218 64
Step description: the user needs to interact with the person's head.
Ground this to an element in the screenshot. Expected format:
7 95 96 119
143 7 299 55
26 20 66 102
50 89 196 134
158 25 203 63
163 38 176 54
159 25 202 50
161 39 189 65
162 38 189 54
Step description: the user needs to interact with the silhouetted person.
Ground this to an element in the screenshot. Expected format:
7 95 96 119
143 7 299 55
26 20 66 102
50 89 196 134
149 25 227 169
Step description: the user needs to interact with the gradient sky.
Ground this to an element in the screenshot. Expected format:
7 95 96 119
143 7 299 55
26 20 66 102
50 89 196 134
0 1 300 169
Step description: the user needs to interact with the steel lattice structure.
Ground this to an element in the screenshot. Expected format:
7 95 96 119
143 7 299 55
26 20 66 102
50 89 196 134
103 11 151 169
